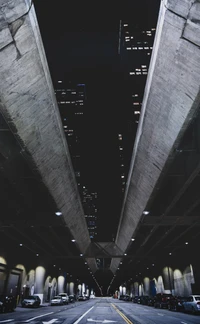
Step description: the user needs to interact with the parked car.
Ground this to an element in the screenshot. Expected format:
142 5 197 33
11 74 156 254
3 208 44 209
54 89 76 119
167 296 187 311
182 295 200 314
78 295 86 301
21 295 41 308
147 296 155 306
154 293 173 309
132 296 140 303
69 294 76 303
123 294 131 301
58 293 69 304
50 295 64 306
139 296 149 305
0 295 16 313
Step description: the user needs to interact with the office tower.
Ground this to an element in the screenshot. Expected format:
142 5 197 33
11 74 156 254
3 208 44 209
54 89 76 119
55 80 86 189
118 21 156 189
54 80 98 237
82 186 98 239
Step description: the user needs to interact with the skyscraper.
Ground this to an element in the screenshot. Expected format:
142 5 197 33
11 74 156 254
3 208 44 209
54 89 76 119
118 21 156 189
55 80 86 188
54 80 98 237
82 186 98 239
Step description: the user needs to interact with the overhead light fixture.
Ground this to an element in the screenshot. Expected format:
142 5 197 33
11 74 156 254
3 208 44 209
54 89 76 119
131 238 135 241
185 242 189 245
143 210 149 215
124 253 127 256
71 239 76 242
36 253 39 257
80 253 83 257
55 211 62 216
19 243 23 246
169 252 172 255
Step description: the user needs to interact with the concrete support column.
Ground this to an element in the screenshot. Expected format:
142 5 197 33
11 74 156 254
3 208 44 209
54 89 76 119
35 266 46 303
78 284 82 295
69 282 74 295
143 277 150 296
57 275 65 294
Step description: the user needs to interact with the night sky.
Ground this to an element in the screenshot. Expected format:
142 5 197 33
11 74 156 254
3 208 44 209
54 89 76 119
34 0 161 241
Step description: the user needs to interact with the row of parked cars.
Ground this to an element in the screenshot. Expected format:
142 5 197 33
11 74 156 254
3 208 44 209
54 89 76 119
120 293 200 314
0 292 88 313
21 293 90 308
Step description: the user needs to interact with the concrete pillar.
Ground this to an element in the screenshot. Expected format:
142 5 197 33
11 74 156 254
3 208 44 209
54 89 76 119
57 275 65 294
69 282 74 295
78 284 82 295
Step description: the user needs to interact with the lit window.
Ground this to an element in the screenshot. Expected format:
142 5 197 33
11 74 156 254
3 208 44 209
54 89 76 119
129 72 135 75
133 103 139 105
123 24 128 27
134 111 140 114
138 47 143 50
126 47 131 50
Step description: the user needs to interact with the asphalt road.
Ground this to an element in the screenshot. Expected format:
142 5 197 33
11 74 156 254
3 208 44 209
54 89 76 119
0 297 200 324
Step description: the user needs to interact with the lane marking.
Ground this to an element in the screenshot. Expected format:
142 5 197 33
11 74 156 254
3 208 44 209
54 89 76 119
111 304 134 324
0 320 14 323
157 313 164 316
42 320 57 324
181 322 188 324
24 312 54 322
87 319 117 323
73 306 94 324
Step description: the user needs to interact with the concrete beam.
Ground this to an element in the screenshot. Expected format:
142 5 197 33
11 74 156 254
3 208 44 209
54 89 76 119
110 0 200 273
0 0 97 271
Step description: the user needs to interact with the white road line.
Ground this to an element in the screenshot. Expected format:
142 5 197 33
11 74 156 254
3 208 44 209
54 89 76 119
0 320 14 323
157 313 164 316
24 312 54 322
73 306 94 324
181 322 188 324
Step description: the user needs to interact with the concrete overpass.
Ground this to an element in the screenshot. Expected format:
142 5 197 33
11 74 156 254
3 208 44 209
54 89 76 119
0 0 200 296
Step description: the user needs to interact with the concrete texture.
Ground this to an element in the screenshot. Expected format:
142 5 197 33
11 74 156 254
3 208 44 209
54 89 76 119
0 0 97 272
110 0 200 273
